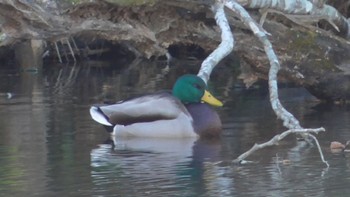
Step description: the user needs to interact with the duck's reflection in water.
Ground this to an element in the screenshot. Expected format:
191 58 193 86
90 136 232 196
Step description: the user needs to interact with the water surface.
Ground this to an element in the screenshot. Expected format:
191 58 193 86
0 60 350 196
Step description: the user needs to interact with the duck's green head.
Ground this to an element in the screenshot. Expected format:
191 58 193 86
172 74 223 107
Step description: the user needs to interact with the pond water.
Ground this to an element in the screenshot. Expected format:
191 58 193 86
1 60 350 197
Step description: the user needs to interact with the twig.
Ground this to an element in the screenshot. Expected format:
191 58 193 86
65 38 77 62
54 41 63 63
308 134 329 167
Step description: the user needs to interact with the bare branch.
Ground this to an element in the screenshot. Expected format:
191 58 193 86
232 128 328 166
308 134 329 167
237 0 350 38
260 9 342 34
197 2 234 84
225 0 301 129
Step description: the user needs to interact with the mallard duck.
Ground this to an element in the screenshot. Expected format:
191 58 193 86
89 74 223 138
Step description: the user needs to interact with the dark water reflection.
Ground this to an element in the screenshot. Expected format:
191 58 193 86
1 60 350 196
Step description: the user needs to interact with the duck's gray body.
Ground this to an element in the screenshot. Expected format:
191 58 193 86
90 92 221 138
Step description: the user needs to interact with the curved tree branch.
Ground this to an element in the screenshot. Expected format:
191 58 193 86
197 2 234 84
225 0 302 129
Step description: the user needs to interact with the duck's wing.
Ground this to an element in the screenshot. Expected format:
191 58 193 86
90 92 188 126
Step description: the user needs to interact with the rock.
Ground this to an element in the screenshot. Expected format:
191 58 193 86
330 141 345 149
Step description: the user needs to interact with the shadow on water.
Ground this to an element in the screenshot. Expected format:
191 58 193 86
1 59 350 196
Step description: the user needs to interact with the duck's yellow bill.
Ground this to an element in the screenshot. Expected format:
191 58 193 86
201 90 223 107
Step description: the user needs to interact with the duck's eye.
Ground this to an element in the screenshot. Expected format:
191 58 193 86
193 84 202 90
